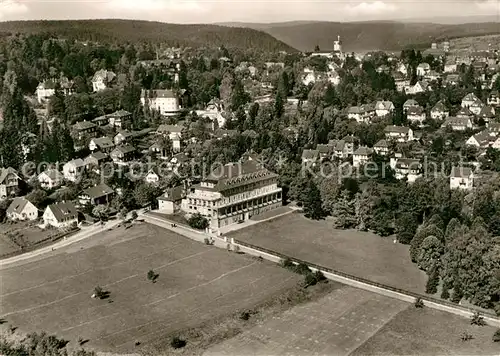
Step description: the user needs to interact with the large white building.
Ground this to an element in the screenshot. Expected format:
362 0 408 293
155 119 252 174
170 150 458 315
181 159 282 230
141 89 181 116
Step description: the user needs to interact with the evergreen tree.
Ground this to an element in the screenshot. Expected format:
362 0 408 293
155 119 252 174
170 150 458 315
425 266 440 295
303 180 325 220
274 91 284 118
331 190 357 228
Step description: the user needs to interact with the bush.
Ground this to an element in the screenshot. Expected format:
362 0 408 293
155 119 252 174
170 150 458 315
461 331 473 341
304 272 318 287
187 213 209 230
294 263 311 275
239 311 250 321
280 257 294 269
171 336 186 349
397 231 414 245
440 288 450 300
93 286 105 299
470 311 486 326
147 270 158 283
314 270 326 282
414 298 424 308
493 329 500 342
130 211 138 220
425 269 439 295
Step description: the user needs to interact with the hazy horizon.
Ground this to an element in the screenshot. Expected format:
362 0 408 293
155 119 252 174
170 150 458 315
1 0 499 24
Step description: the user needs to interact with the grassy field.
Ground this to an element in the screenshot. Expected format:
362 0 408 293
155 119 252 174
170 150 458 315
0 220 53 257
352 306 500 355
204 286 409 356
229 212 428 294
450 34 500 57
0 223 300 354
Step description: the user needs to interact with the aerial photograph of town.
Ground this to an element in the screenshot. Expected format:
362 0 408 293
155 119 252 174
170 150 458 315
0 0 499 355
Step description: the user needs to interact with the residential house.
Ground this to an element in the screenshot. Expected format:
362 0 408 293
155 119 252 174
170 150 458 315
347 104 375 123
149 141 170 160
416 63 431 76
328 139 353 159
445 74 460 86
168 152 190 172
181 159 282 229
156 124 183 152
403 99 419 112
384 125 414 142
214 129 238 140
195 99 226 128
43 202 78 229
375 101 395 117
79 183 114 206
89 137 114 153
466 130 496 148
487 92 500 107
37 169 64 190
441 117 473 131
84 151 109 172
140 89 181 116
63 159 85 182
424 70 440 81
407 80 431 94
469 100 485 116
36 78 74 103
431 101 449 120
450 167 474 190
157 185 186 214
373 139 390 156
7 197 38 221
479 106 496 123
461 93 480 108
0 167 20 199
444 61 457 73
92 115 109 126
456 106 474 119
406 106 426 125
110 145 136 166
391 158 422 183
72 121 97 140
352 147 372 167
301 149 319 165
92 70 116 92
316 144 333 161
144 167 161 185
394 75 410 92
114 130 134 146
397 63 408 76
107 110 132 129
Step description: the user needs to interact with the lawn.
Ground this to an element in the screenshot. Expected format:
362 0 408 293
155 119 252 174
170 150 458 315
0 223 300 354
0 220 54 257
352 306 500 355
229 212 428 294
205 286 409 356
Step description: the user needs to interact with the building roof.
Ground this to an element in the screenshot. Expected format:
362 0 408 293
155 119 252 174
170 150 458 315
463 93 479 102
479 105 495 118
302 149 319 160
109 110 132 118
443 116 471 127
417 62 430 69
157 124 183 134
385 125 410 134
92 137 114 149
316 144 332 154
73 120 96 131
7 197 35 215
86 151 108 161
203 160 277 193
456 107 473 117
0 167 19 184
451 166 473 178
65 158 85 168
354 147 372 156
407 106 425 115
375 101 394 110
116 130 134 139
158 185 185 202
431 101 448 113
395 158 422 169
39 169 63 182
141 89 177 99
82 183 114 199
93 69 116 83
374 139 389 148
112 144 136 155
403 99 419 108
47 202 78 222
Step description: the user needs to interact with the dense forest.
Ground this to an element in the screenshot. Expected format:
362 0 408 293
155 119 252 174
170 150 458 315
0 20 296 52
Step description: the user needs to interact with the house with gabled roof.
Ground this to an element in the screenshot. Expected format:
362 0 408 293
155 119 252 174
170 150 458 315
373 139 390 156
431 101 449 120
316 144 333 161
456 106 474 119
43 202 78 229
450 167 474 190
406 106 426 125
141 89 181 116
487 92 500 107
469 100 485 116
84 151 109 172
114 130 134 146
158 185 186 214
301 149 319 165
63 159 85 182
144 167 161 185
79 183 114 206
89 137 114 153
403 99 419 112
110 145 136 166
466 130 496 148
0 167 21 200
441 117 473 131
384 125 414 142
478 106 496 123
392 158 422 183
416 63 431 76
462 93 480 108
108 110 132 129
375 101 395 117
352 147 372 167
38 169 64 190
92 69 116 92
7 197 38 221
72 120 97 140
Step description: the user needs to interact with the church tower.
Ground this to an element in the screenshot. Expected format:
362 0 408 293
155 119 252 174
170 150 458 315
333 35 342 53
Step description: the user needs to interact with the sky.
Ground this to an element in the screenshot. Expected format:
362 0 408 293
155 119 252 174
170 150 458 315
0 0 499 23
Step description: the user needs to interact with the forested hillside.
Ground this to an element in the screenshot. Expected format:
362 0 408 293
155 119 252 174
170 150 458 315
222 21 500 52
0 20 296 52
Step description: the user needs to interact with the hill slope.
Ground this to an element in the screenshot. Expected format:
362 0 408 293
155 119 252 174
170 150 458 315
220 21 500 52
0 19 296 52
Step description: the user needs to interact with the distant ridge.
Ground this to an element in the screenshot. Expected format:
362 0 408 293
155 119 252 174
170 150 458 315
217 20 500 52
0 19 297 52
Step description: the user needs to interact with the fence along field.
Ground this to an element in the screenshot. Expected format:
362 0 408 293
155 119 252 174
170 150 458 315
0 223 300 353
